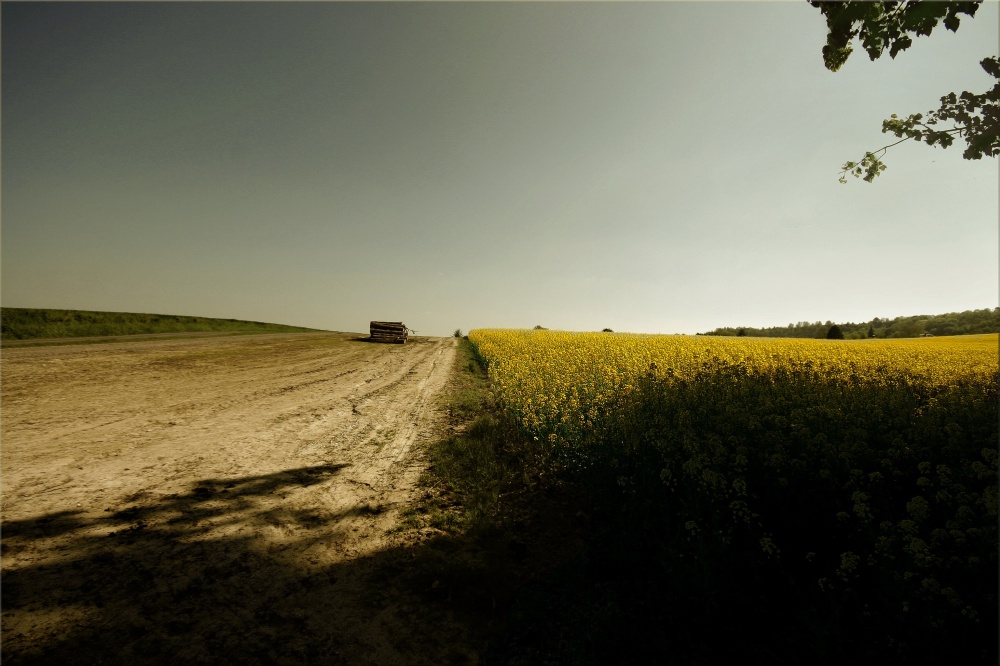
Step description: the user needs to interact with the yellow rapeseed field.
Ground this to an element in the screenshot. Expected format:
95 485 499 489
468 329 998 443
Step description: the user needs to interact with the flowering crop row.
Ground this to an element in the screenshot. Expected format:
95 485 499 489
468 329 998 444
466 329 998 659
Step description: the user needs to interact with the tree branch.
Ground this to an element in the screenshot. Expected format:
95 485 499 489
839 123 975 183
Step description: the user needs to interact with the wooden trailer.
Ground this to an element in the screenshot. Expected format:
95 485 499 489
369 321 409 344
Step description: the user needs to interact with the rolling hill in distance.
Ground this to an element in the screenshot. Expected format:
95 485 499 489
0 307 324 342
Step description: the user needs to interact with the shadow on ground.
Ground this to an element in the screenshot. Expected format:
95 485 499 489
1 465 501 665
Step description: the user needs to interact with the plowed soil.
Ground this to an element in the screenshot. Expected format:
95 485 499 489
1 332 478 664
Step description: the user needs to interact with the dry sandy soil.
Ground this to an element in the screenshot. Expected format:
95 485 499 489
1 332 482 665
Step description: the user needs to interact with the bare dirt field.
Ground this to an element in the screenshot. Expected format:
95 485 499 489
1 332 482 664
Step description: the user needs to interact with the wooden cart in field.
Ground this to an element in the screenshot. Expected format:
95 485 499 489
369 321 409 344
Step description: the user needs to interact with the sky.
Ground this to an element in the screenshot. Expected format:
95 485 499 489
2 1 997 337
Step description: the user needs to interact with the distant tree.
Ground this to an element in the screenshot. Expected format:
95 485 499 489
533 325 547 330
928 319 957 336
809 1 998 183
737 328 747 337
826 324 845 339
867 323 875 338
894 318 925 337
602 328 614 333
453 329 463 338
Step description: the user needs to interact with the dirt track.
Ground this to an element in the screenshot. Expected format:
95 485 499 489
1 332 476 664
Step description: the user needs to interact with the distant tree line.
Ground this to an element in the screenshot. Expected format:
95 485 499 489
700 308 999 339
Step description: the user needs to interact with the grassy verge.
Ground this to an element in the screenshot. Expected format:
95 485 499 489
388 339 596 661
397 338 549 536
426 340 540 533
1 308 323 341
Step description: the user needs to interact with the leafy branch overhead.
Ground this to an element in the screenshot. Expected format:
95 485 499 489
839 56 999 182
809 1 999 182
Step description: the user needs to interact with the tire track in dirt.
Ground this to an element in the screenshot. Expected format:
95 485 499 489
305 343 450 549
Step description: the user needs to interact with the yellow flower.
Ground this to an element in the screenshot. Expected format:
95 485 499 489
468 329 998 445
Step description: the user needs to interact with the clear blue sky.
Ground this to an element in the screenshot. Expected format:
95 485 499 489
3 1 997 336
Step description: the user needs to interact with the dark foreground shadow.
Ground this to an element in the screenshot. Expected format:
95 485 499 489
1 465 494 666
